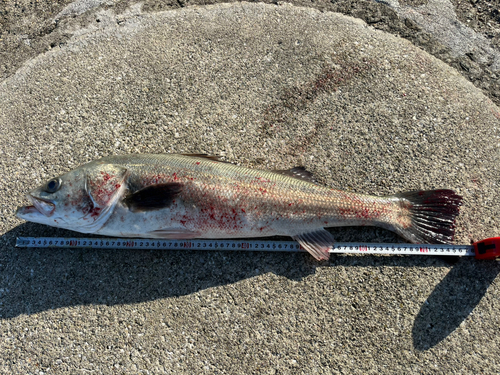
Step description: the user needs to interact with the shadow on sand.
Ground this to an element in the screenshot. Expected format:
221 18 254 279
412 258 499 350
1 223 498 351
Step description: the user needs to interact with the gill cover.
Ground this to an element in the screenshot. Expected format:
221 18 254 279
83 164 129 231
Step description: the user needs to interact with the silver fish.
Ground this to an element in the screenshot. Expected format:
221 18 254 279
16 154 462 260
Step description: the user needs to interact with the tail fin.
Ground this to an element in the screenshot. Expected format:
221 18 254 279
392 190 463 244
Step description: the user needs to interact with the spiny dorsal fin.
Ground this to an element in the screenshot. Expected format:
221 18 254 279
181 154 221 161
123 183 183 212
272 167 317 184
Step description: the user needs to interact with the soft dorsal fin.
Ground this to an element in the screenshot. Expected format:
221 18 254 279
182 154 236 165
272 167 317 184
123 183 183 212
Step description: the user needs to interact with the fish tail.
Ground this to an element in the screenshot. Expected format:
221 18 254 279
390 190 463 244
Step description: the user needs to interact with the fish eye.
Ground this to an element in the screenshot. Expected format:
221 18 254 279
45 178 61 193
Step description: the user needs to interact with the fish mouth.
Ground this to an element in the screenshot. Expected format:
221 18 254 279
19 195 56 217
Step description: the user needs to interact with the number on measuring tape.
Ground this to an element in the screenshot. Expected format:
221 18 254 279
15 237 481 258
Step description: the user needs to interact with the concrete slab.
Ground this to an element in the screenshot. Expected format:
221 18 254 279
2 0 500 106
1 3 499 374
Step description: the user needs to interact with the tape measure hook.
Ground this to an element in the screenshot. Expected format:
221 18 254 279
473 237 500 260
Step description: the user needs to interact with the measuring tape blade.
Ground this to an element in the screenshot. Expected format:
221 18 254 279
15 237 478 257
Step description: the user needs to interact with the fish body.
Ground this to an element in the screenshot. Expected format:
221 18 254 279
16 154 462 260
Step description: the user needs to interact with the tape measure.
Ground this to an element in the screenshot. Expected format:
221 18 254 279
15 237 500 259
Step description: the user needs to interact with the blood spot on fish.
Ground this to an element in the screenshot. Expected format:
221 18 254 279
142 173 170 185
172 173 178 181
338 207 353 218
99 171 113 182
196 162 200 165
89 206 101 218
355 208 371 219
256 177 270 183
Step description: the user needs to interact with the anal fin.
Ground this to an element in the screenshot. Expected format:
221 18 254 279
292 228 334 260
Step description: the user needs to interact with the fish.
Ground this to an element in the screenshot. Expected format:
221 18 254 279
16 154 463 260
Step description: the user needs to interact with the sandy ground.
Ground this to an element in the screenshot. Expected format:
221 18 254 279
1 1 499 374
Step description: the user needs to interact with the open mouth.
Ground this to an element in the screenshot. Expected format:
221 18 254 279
25 195 56 217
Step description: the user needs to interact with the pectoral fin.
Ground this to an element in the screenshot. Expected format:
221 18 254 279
292 228 334 260
123 183 183 212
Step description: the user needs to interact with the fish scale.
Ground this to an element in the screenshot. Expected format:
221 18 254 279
16 154 463 260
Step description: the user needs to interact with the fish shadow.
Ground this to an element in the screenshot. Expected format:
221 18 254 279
2 224 499 351
1 223 319 319
412 258 499 350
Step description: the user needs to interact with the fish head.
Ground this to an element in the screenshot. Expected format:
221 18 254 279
16 162 128 233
